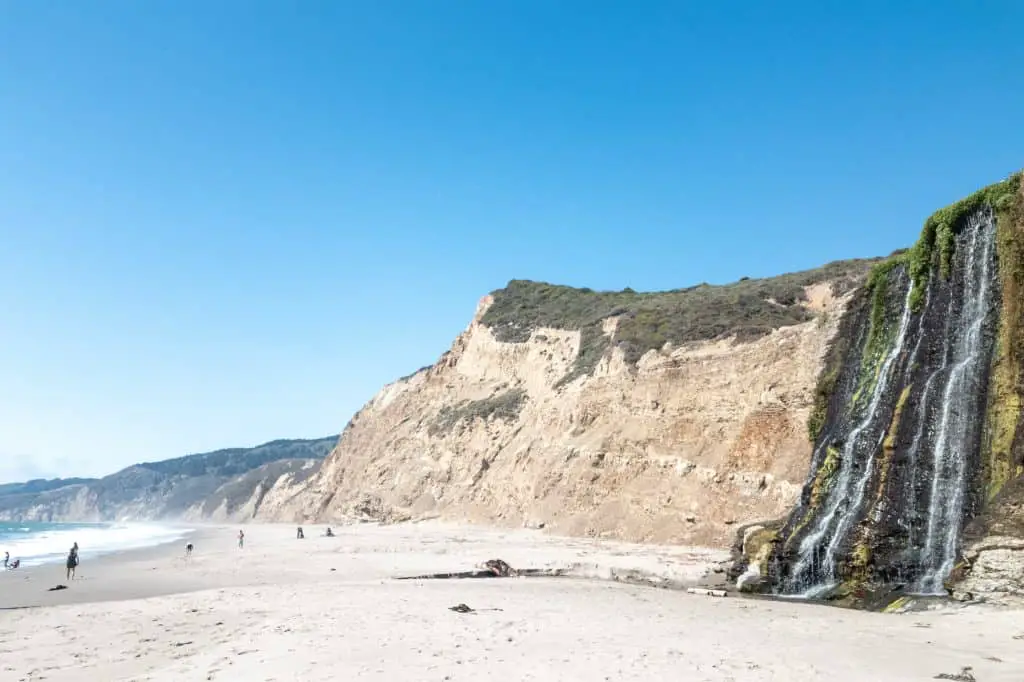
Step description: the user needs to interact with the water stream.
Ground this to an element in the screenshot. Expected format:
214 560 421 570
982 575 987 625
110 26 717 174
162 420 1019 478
917 210 998 594
788 280 915 596
773 208 999 598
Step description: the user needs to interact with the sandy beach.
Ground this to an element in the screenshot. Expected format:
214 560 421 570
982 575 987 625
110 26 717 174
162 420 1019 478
1 522 1022 681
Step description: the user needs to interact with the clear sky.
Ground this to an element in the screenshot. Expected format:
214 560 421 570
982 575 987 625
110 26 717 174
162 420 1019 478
2 1 1022 482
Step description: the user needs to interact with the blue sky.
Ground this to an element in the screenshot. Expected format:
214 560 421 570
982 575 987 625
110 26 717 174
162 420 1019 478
2 1 1022 481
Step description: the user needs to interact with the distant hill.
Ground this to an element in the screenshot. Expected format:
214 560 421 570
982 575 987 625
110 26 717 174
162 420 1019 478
0 436 337 523
0 478 98 497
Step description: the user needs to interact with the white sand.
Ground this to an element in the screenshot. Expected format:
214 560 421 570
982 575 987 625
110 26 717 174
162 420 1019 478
1 522 1022 681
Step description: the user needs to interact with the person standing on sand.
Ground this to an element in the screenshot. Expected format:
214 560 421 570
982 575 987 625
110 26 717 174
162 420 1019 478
3 551 8 569
238 530 244 549
66 543 79 581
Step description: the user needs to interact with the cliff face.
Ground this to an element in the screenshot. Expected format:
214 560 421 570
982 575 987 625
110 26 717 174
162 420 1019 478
263 265 875 547
732 172 1024 607
0 437 335 523
273 172 1024 608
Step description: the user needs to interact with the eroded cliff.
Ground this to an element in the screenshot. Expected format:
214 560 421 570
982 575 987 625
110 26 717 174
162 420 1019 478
262 263 877 547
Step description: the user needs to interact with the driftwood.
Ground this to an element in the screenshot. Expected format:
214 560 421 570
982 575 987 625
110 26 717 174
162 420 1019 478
396 558 524 581
482 559 518 577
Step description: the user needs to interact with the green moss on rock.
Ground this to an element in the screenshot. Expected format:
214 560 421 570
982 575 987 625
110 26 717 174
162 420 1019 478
807 366 839 442
786 445 842 548
842 257 908 412
882 596 912 613
983 172 1024 499
745 527 778 574
883 386 912 452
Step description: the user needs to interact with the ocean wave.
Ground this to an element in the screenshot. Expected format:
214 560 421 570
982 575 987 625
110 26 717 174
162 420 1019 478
0 523 192 567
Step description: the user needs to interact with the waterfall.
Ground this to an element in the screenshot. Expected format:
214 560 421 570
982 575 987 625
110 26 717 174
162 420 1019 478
898 282 946 554
786 278 916 596
768 205 1000 601
916 210 998 594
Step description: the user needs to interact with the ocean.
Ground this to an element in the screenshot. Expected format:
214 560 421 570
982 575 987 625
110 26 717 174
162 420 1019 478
0 522 192 568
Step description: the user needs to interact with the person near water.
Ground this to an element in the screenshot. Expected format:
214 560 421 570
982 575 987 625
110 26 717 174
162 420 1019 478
66 542 79 581
238 530 245 549
3 551 8 568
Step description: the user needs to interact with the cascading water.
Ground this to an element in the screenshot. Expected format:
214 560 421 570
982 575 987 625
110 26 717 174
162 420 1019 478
769 206 1000 600
917 210 998 594
786 279 915 597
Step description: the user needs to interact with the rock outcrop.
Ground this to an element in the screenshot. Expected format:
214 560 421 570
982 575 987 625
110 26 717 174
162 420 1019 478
263 266 875 548
956 472 1024 605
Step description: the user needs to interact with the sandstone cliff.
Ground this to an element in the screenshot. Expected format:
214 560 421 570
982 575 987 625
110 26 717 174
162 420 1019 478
262 264 876 547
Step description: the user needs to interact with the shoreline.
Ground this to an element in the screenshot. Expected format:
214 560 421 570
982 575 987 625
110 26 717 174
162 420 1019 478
1 520 728 609
0 525 208 609
1 521 1022 681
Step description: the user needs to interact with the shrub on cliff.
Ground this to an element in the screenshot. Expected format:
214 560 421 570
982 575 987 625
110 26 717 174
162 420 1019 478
481 259 877 385
429 389 528 435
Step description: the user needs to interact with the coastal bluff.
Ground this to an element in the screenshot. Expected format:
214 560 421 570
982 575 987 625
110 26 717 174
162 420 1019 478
260 262 876 548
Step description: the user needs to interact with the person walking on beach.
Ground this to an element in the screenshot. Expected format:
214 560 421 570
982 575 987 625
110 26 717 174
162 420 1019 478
3 551 8 569
66 542 79 581
238 529 245 549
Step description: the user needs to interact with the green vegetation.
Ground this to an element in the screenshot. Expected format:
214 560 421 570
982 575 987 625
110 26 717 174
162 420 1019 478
807 365 839 442
842 258 905 415
785 445 842 549
811 446 842 510
983 173 1024 499
429 389 528 436
864 385 912 527
807 286 872 442
882 596 912 613
907 173 1021 310
883 386 912 452
742 526 779 579
139 436 337 479
0 437 337 517
865 257 906 362
847 538 872 585
481 259 877 385
0 478 96 496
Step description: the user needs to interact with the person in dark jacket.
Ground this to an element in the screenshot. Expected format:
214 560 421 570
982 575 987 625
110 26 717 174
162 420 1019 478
66 542 79 580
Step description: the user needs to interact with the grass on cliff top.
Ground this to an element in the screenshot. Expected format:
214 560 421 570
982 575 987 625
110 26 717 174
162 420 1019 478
480 259 878 385
906 171 1022 310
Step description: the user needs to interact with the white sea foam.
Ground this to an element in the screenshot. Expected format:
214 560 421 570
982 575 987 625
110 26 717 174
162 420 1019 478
0 523 192 567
